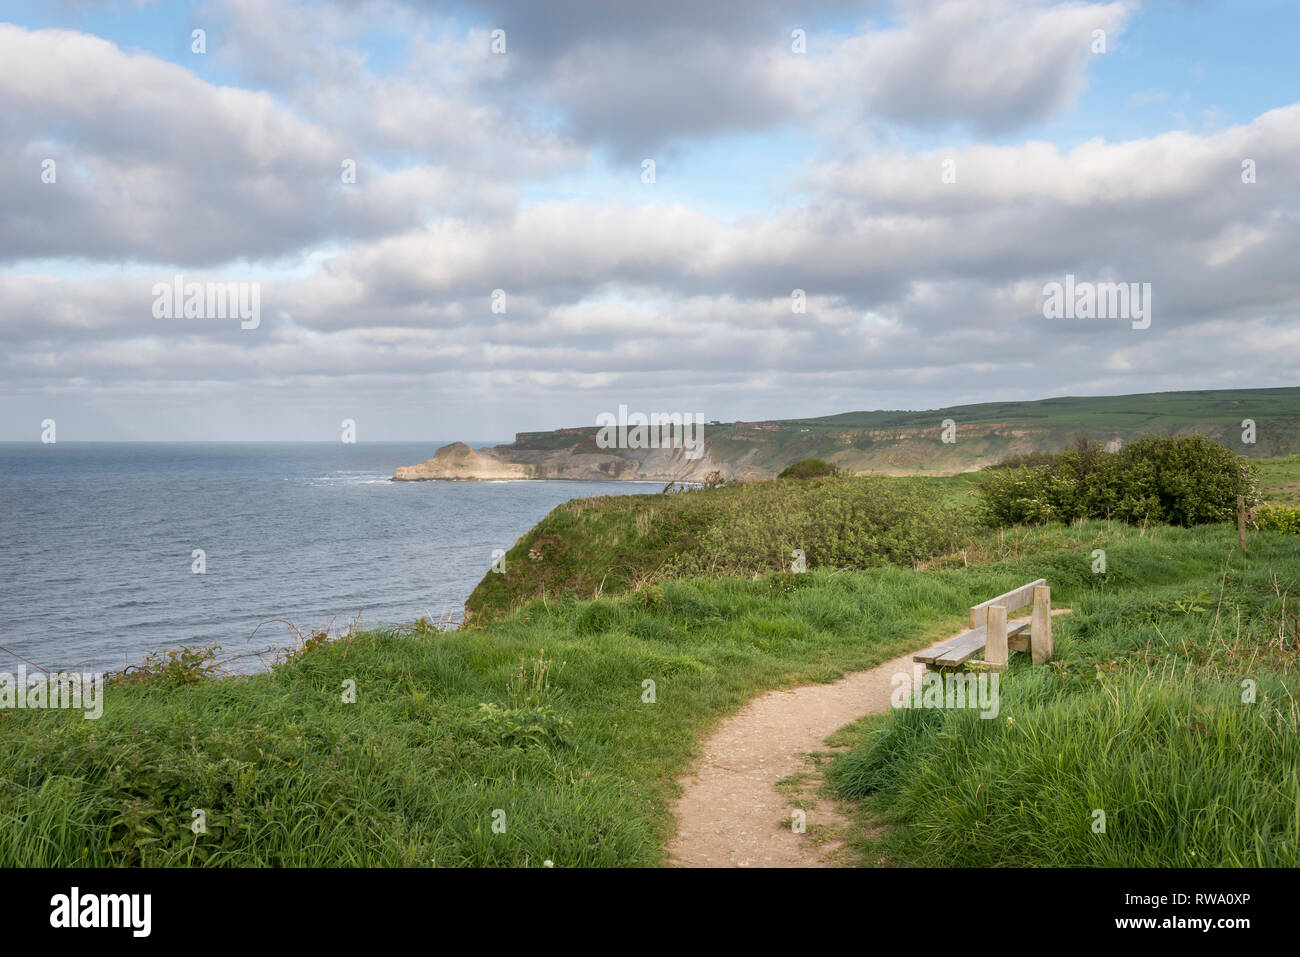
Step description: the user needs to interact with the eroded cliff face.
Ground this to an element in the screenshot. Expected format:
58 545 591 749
392 442 531 480
392 438 750 482
389 425 1025 482
391 417 1275 483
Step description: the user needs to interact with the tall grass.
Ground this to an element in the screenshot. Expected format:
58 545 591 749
834 674 1300 866
830 526 1300 867
3 521 1297 866
466 473 979 621
0 562 985 866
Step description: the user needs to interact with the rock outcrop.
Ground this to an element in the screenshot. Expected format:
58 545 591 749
392 442 531 481
392 438 745 483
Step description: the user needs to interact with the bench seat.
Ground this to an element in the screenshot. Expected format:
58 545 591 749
915 619 1031 668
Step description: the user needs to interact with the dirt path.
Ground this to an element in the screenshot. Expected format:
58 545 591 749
666 613 1068 868
665 642 936 867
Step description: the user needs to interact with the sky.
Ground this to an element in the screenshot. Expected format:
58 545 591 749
0 0 1297 441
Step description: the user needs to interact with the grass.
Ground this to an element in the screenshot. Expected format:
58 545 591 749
1257 454 1300 505
467 452 1295 625
466 473 983 622
0 563 978 866
3 518 1298 867
828 524 1300 867
468 449 1286 625
809 387 1300 434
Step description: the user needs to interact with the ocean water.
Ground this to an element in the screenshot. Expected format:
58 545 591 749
0 443 660 674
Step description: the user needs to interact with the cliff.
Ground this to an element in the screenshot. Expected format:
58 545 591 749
392 442 531 480
391 387 1300 482
391 437 746 482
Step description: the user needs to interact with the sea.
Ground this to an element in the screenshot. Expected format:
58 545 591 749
0 443 660 675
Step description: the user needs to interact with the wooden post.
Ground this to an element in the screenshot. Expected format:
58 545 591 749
1031 584 1053 664
985 604 1008 668
1238 495 1247 553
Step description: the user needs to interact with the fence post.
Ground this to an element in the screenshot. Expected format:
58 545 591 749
1238 495 1247 553
985 604 1008 668
1031 585 1053 664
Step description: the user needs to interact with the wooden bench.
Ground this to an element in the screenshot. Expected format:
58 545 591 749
914 579 1054 671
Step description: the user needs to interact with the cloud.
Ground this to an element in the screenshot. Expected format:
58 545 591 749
0 20 566 266
453 0 1131 153
2 1 1297 440
1 1 1136 267
7 94 1299 420
831 0 1132 133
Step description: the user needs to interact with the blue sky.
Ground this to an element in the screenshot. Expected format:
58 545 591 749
0 0 1297 440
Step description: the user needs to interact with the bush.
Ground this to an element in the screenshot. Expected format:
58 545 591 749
1256 504 1300 535
109 643 225 689
778 458 839 480
466 473 980 618
990 450 1059 469
978 436 1260 527
667 475 972 575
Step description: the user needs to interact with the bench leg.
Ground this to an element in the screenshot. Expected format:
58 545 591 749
1031 585 1053 664
985 604 1008 668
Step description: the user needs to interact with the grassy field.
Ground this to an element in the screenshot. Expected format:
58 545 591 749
1257 454 1300 504
829 524 1300 867
806 387 1300 432
2 516 1298 866
0 561 993 866
466 455 1293 623
465 472 983 621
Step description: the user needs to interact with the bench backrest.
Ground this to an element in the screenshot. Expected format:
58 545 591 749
969 578 1047 628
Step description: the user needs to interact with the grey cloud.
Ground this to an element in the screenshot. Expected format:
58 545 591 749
3 4 1298 441
0 22 555 266
0 1 1140 270
842 0 1133 134
423 0 1124 153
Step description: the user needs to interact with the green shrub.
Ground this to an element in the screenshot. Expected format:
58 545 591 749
778 458 839 480
1256 504 1300 535
467 473 978 618
990 450 1059 469
978 436 1259 526
109 643 225 689
664 476 973 577
465 703 572 751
